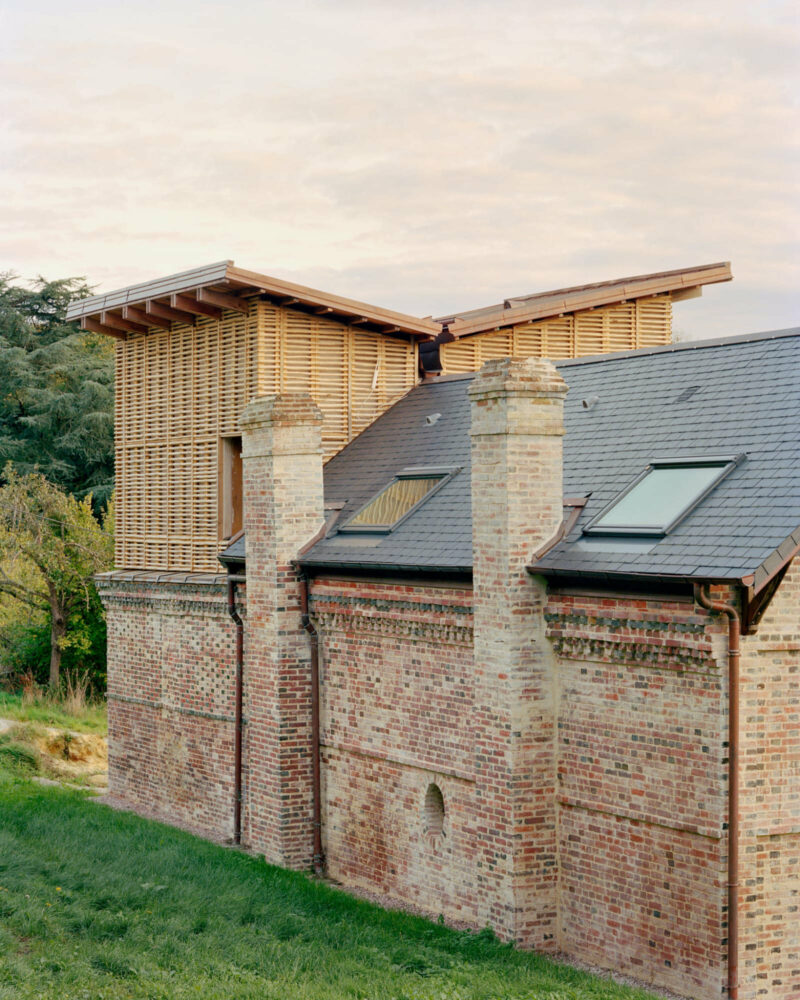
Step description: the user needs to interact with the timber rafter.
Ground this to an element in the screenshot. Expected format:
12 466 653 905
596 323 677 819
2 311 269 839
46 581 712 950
65 260 439 339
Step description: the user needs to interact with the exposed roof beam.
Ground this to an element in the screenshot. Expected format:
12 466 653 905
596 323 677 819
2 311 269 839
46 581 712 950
146 299 196 326
64 260 438 339
197 287 249 314
441 262 733 338
122 305 170 330
171 292 222 320
81 317 126 340
101 311 149 335
671 286 703 303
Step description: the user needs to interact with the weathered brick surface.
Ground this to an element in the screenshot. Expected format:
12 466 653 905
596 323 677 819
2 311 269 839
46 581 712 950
559 807 726 996
97 376 799 1000
547 590 730 998
469 357 566 948
309 577 479 923
240 394 325 868
98 578 239 840
739 560 800 1000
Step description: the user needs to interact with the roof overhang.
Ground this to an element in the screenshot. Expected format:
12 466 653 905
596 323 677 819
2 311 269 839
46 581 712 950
437 262 733 338
65 261 440 341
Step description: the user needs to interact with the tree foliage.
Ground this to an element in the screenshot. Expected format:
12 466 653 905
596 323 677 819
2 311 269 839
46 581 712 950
0 274 115 507
0 467 114 688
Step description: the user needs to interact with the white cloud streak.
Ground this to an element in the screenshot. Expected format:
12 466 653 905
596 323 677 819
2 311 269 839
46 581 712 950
1 0 798 337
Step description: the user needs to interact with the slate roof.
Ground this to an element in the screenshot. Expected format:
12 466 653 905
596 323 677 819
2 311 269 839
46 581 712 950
280 328 800 589
300 377 475 573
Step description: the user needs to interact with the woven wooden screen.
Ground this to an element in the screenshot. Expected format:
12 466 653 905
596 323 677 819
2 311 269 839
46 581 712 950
439 295 672 374
115 300 417 572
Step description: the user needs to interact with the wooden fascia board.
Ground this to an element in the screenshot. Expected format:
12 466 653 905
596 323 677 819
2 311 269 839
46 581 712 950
447 263 733 338
100 311 149 335
64 260 232 320
145 299 197 326
171 292 222 319
226 265 439 339
122 305 170 330
197 286 249 314
66 259 438 340
81 316 126 340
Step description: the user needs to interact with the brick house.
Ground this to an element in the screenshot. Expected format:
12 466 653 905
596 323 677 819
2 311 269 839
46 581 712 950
66 262 799 999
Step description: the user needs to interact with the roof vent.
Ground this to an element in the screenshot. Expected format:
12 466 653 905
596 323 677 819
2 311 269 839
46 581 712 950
425 413 442 426
674 385 701 403
581 395 600 410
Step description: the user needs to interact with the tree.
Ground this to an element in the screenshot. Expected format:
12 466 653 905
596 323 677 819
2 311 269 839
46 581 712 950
0 466 113 688
0 274 115 507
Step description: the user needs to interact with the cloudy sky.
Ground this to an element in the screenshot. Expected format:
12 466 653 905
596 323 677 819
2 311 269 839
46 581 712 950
1 0 797 339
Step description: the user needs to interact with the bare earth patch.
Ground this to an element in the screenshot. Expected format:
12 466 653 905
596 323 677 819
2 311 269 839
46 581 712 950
0 717 108 789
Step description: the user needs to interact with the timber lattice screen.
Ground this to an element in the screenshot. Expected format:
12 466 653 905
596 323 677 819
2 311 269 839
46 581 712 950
439 295 672 373
115 300 417 572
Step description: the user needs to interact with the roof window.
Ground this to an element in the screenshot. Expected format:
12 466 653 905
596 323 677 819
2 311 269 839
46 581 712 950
585 456 743 537
341 467 457 533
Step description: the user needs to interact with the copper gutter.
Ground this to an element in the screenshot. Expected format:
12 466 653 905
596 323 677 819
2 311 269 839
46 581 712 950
298 573 324 875
695 583 741 1000
226 574 245 845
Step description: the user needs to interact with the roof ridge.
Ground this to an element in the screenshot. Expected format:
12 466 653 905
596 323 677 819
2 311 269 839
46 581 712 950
555 326 800 369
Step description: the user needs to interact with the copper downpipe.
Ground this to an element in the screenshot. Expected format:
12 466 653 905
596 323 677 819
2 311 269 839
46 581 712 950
227 574 245 845
695 584 741 1000
299 573 324 875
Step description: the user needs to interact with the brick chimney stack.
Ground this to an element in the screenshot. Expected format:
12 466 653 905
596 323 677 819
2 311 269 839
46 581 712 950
240 394 325 867
468 357 567 948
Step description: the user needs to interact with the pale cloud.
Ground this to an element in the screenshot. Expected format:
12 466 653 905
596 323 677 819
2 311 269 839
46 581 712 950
1 0 797 338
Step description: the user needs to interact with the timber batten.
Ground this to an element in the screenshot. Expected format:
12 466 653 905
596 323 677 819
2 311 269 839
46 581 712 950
115 300 417 572
438 295 672 372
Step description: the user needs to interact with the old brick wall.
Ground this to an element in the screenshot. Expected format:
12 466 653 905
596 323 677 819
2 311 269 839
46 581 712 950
739 560 800 1000
469 357 567 949
546 590 730 1000
240 394 325 868
98 576 240 841
310 576 480 925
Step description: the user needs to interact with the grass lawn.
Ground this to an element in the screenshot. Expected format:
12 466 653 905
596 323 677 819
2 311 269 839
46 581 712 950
0 764 660 1000
0 691 107 735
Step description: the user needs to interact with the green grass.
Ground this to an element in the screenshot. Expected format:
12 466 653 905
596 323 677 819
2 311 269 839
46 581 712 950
0 691 107 735
0 764 661 1000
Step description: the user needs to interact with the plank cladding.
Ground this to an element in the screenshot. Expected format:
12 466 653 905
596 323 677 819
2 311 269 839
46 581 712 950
439 295 672 372
115 299 417 571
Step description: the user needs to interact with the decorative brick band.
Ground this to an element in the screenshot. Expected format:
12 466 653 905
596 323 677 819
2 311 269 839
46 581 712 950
109 692 239 725
324 740 476 784
96 579 234 619
545 610 717 672
558 795 724 839
311 593 473 645
314 610 473 645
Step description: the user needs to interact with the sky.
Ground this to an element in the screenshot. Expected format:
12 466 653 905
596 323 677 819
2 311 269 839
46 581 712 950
1 0 798 340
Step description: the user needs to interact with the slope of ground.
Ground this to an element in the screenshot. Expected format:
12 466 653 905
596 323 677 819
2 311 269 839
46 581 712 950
0 762 661 1000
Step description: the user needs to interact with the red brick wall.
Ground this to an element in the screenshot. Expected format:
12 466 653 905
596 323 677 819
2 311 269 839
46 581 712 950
310 577 480 924
239 394 325 868
98 577 239 841
98 566 798 1000
739 560 800 1000
468 358 567 948
546 590 731 999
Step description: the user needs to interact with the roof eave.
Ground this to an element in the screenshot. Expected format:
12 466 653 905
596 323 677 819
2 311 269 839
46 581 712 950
65 261 439 341
442 262 733 338
527 564 748 589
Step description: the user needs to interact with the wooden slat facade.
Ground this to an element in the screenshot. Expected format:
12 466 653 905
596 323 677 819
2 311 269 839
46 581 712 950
115 300 417 572
438 295 672 373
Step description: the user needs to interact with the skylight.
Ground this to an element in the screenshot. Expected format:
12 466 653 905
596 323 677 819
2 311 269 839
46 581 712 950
585 457 742 536
342 467 457 532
